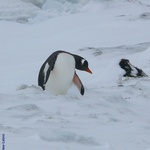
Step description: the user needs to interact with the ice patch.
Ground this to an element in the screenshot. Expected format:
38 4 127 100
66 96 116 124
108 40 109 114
39 130 99 146
102 93 129 106
140 12 150 20
0 125 36 136
80 42 150 56
21 0 46 8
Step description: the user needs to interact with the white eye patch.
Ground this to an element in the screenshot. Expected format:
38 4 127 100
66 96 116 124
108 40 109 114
81 59 85 65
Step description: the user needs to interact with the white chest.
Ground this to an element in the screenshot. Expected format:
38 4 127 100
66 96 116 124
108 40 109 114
45 53 75 95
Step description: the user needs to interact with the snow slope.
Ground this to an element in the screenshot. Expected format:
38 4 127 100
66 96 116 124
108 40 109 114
0 0 150 150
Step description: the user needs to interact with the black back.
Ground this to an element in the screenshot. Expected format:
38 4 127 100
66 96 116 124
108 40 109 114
38 51 63 90
119 59 148 77
119 59 133 77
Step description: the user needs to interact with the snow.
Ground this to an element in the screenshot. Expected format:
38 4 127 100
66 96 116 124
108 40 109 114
0 0 150 150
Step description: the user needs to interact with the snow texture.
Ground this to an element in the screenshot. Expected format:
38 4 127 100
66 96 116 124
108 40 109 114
0 0 150 150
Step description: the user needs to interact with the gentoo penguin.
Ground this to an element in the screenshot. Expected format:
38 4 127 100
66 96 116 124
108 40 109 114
38 50 92 95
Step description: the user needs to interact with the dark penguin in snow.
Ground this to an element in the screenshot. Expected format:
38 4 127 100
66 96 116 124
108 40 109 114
38 50 92 95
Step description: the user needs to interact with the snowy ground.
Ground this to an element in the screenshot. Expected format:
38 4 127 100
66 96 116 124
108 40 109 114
0 0 150 150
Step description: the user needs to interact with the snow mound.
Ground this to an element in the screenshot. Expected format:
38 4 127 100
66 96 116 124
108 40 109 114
7 103 42 113
16 84 42 91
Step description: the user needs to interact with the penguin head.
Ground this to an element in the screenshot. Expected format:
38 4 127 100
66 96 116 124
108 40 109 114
74 56 92 74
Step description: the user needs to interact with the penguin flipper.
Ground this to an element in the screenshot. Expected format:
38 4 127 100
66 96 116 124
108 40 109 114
38 63 50 90
38 53 58 90
73 72 84 95
38 65 46 90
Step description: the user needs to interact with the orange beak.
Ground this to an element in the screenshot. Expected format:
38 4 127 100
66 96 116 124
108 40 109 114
86 68 92 74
